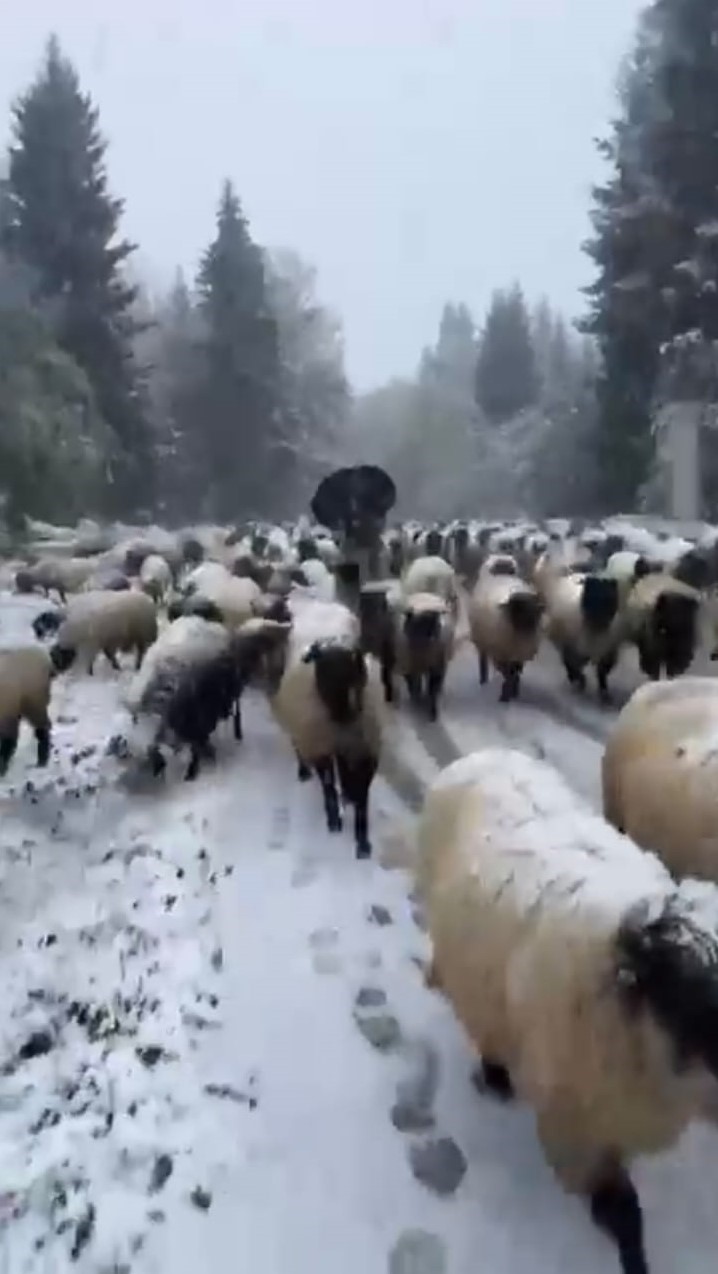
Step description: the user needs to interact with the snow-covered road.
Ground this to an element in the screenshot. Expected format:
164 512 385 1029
1 594 718 1274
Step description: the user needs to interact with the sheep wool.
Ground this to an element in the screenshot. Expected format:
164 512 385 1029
0 646 54 774
124 615 230 716
418 747 718 1271
602 676 718 883
468 572 543 700
401 555 459 614
51 590 158 675
139 553 172 603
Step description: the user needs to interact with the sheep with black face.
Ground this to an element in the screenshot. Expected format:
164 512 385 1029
271 598 384 858
545 571 624 702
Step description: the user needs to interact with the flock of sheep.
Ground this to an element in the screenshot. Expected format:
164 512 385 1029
4 511 718 1273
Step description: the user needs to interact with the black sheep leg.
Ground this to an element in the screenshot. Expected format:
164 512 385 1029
498 662 522 704
232 698 243 741
472 1059 515 1102
405 673 421 707
479 652 489 685
590 1172 648 1274
596 652 617 704
562 648 587 692
184 737 215 782
103 647 120 671
296 753 312 782
426 668 444 722
35 726 51 767
380 643 395 703
337 752 377 859
0 727 19 777
315 756 342 832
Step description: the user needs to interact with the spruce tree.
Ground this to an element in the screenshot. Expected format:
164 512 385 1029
4 35 154 514
475 285 538 423
196 180 285 520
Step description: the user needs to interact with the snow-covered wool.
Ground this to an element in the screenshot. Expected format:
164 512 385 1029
391 591 456 720
401 555 460 617
604 550 656 605
184 563 263 630
15 556 97 602
124 615 230 718
467 572 543 702
272 598 383 858
49 590 158 676
0 646 54 775
602 676 718 884
141 617 291 781
139 553 172 604
84 569 130 593
623 571 701 679
418 747 718 1274
545 572 624 702
478 553 519 581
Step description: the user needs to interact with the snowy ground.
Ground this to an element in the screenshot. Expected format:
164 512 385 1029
0 592 718 1273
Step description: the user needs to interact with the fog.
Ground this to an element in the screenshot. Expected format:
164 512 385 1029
0 0 643 389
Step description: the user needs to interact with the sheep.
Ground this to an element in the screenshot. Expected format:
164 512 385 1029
478 552 519 581
271 598 383 858
0 646 56 775
392 591 455 720
545 571 624 702
183 563 263 630
15 556 96 603
622 571 701 680
418 746 718 1274
602 676 718 884
136 616 291 781
401 555 460 618
49 590 158 676
139 553 172 605
357 583 397 703
467 570 543 702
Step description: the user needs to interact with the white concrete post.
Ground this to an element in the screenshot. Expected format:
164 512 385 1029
663 401 701 521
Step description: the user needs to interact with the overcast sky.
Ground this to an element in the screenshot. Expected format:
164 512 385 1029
1 0 643 389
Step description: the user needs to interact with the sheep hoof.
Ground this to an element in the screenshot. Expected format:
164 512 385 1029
355 840 371 860
328 815 343 833
297 761 312 782
471 1060 514 1102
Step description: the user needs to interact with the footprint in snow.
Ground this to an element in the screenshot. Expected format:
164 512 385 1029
309 927 342 974
291 864 318 889
309 927 339 950
407 1136 467 1197
389 1230 446 1274
268 807 290 851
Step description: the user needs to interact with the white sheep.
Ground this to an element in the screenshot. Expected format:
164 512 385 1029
0 646 55 775
419 746 718 1274
623 570 702 679
124 615 230 717
545 571 624 701
139 553 172 604
16 555 97 602
272 598 383 858
186 564 262 630
49 590 158 676
467 570 543 701
602 676 718 883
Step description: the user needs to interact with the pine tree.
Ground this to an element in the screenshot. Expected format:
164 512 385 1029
196 180 285 520
475 284 538 423
3 36 154 514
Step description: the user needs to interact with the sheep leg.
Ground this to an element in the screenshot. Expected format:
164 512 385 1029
498 662 521 703
185 745 203 781
478 651 489 685
380 642 395 703
471 1059 514 1102
147 745 166 778
426 668 444 722
232 698 243 741
35 726 51 767
103 647 120 671
637 641 660 680
596 653 617 704
296 753 312 782
405 673 421 706
135 644 147 670
0 728 19 778
589 1171 648 1274
562 648 586 692
315 756 342 832
337 752 377 858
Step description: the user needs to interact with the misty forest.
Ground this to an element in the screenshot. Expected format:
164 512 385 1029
1 0 717 533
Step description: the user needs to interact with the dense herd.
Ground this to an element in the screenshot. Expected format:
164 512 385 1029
4 508 718 1273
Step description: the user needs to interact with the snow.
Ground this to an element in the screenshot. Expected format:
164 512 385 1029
0 588 718 1272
